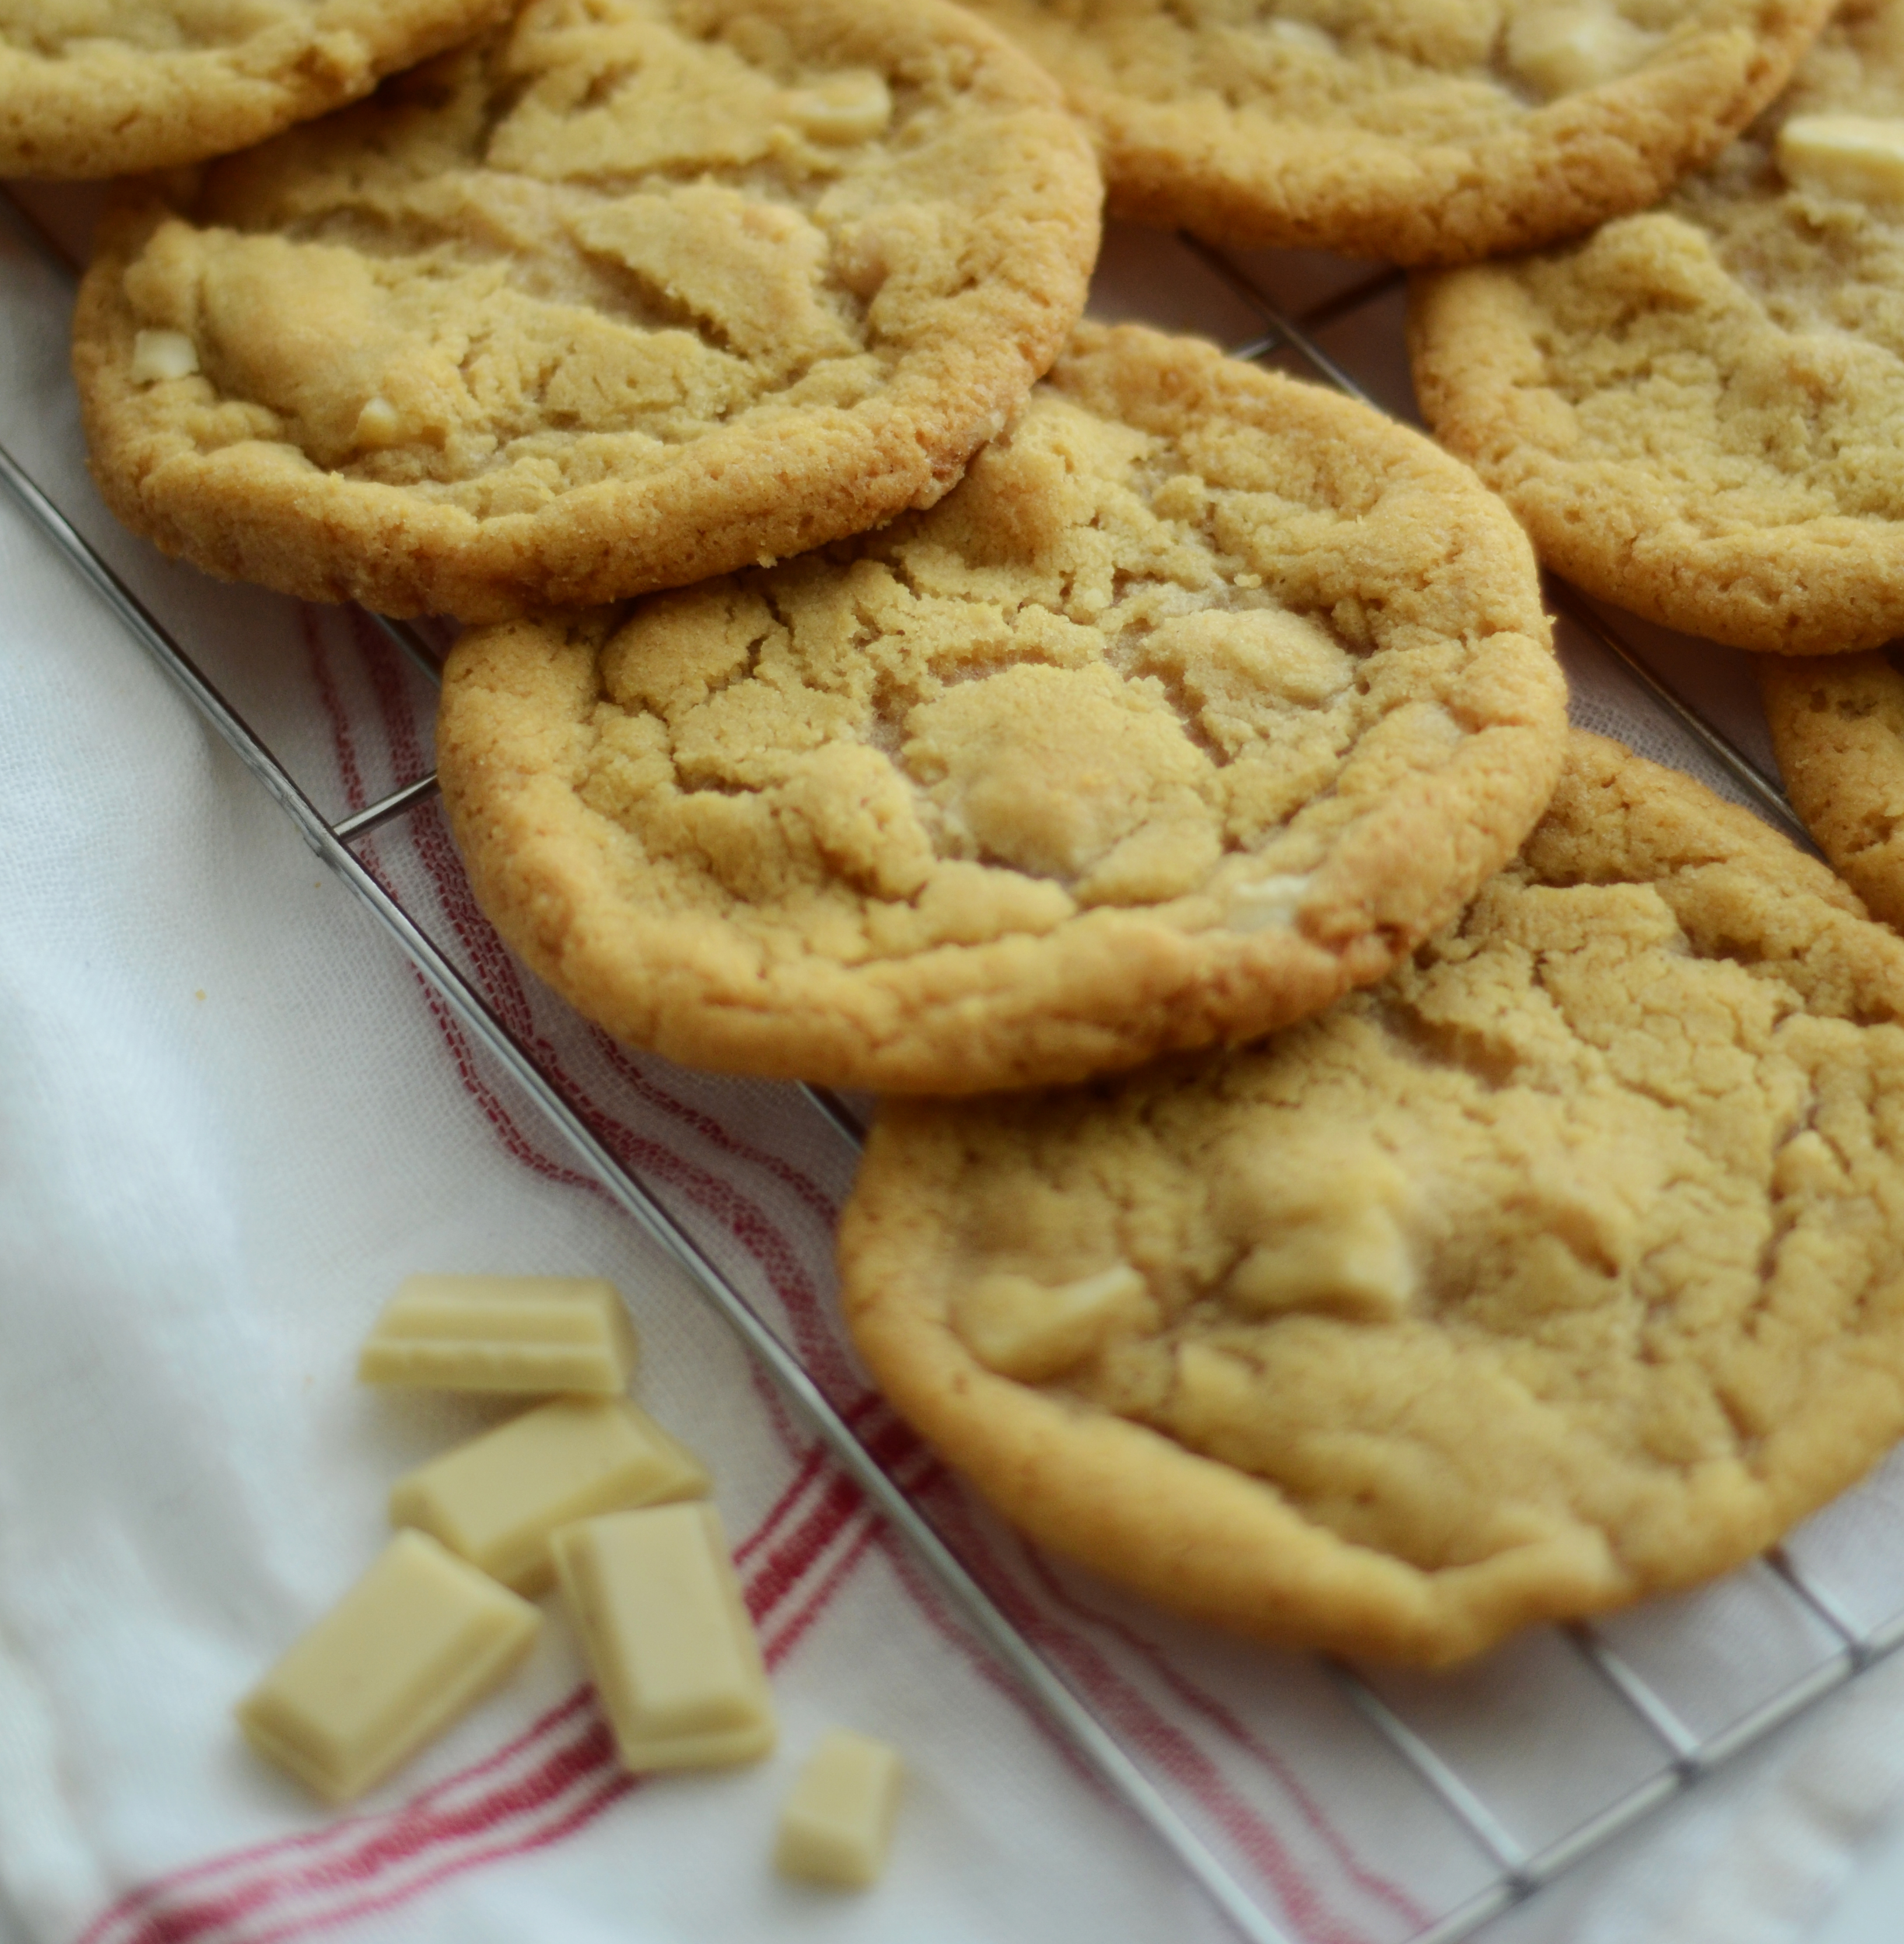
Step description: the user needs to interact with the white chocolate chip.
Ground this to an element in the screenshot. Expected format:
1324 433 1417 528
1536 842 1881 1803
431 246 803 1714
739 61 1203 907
1227 1203 1416 1322
353 395 404 447
952 1263 1147 1383
1226 873 1310 933
785 71 892 144
775 1730 903 1889
1777 115 1904 206
1267 17 1336 57
551 1503 776 1773
130 328 198 384
1505 3 1658 98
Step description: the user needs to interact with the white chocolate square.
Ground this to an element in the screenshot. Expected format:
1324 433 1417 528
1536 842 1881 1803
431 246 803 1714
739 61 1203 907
775 1729 903 1889
130 328 198 383
1777 114 1904 206
552 1503 775 1773
951 1263 1147 1382
389 1396 709 1593
358 1274 639 1394
1505 3 1657 97
235 1530 539 1803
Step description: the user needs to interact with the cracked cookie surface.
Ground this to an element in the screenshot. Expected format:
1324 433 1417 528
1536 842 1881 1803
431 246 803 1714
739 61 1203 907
0 0 508 178
1763 650 1904 922
71 0 1100 621
1413 0 1904 652
435 324 1566 1093
960 0 1829 264
839 733 1904 1662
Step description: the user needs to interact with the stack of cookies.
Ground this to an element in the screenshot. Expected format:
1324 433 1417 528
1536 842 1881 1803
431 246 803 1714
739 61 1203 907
20 0 1904 1666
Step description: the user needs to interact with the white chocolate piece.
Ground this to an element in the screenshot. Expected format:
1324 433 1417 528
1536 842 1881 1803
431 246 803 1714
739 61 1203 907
1506 3 1658 98
552 1504 775 1773
236 1530 539 1803
1227 1204 1416 1321
950 1263 1147 1383
354 395 404 447
774 1729 903 1889
783 71 891 143
358 1275 639 1395
389 1397 710 1594
1226 873 1311 933
1777 115 1904 205
130 328 198 383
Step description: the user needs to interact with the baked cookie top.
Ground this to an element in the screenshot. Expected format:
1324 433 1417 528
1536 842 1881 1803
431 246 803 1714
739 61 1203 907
436 325 1566 1094
1412 0 1904 654
0 0 508 178
1762 650 1904 924
839 733 1904 1663
960 0 1829 264
70 0 1100 622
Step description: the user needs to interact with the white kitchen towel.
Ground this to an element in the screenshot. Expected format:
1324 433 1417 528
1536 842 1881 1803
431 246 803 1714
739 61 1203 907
5 185 1904 1944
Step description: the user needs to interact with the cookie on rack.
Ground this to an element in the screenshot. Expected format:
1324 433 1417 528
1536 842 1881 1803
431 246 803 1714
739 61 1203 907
839 732 1904 1663
958 0 1831 265
1412 0 1904 654
70 0 1100 622
436 323 1567 1094
0 0 508 179
1762 651 1904 925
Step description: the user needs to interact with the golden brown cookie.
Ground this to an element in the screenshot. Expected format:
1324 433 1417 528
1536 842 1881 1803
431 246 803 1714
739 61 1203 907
961 0 1830 265
1412 0 1904 653
1762 650 1904 924
839 733 1904 1663
70 0 1100 621
435 324 1567 1094
0 0 508 179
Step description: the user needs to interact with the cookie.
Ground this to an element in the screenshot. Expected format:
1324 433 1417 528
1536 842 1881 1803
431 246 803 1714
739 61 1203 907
839 733 1904 1663
0 0 508 179
1762 650 1904 925
959 0 1830 265
435 324 1567 1095
70 0 1100 622
1412 0 1904 654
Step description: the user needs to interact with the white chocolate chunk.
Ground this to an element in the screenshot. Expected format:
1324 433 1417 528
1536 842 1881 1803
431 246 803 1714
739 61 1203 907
1506 3 1658 98
358 1275 639 1395
775 1729 903 1889
235 1530 539 1803
1227 1203 1416 1321
353 395 404 447
389 1397 710 1594
1777 115 1904 205
951 1263 1147 1383
1266 17 1336 57
783 71 891 143
1226 873 1311 933
552 1504 775 1773
130 328 198 383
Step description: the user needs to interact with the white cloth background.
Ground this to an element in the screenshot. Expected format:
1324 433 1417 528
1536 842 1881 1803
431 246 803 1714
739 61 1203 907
5 186 1904 1944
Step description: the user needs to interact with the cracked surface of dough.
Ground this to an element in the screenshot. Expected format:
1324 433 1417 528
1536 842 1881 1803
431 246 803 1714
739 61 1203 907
436 324 1566 1093
839 734 1904 1662
1763 650 1904 922
0 0 508 178
1412 0 1904 652
70 0 1100 620
960 0 1829 263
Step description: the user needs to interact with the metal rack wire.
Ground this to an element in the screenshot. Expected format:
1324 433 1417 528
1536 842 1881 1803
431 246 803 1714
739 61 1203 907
8 183 1904 1944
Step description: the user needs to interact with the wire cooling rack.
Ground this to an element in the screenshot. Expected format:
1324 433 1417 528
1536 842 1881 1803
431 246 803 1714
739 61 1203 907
9 181 1904 1944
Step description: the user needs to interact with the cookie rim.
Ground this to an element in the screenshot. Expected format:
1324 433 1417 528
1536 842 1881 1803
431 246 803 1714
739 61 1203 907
435 321 1567 1095
1409 247 1904 655
969 0 1833 264
836 732 1904 1662
69 0 1104 622
0 0 510 180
